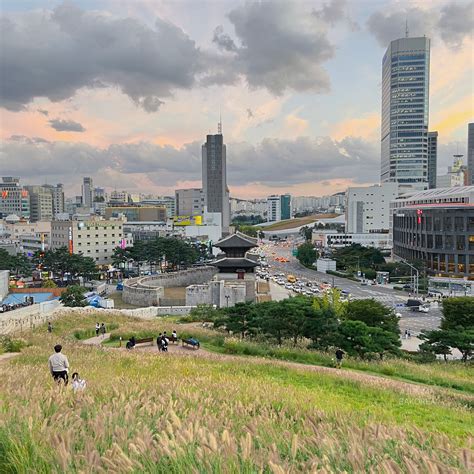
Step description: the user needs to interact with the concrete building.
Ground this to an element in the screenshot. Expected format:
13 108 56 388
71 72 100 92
316 258 337 273
312 230 392 250
381 36 431 191
141 197 176 218
19 233 49 256
104 206 167 222
266 194 291 222
428 131 438 189
202 129 230 231
0 177 30 219
467 123 474 185
346 183 399 233
437 155 468 188
81 177 93 208
175 188 204 216
109 190 129 204
24 186 53 222
267 195 281 222
391 186 474 280
50 218 132 265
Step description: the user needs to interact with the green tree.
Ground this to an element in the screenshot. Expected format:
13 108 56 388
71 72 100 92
419 332 452 362
214 302 256 338
344 299 400 335
299 226 313 241
296 242 318 267
337 320 373 358
59 285 87 307
333 244 385 272
419 297 474 362
0 250 32 276
234 225 258 238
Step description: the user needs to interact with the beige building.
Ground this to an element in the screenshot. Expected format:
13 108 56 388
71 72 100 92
50 219 133 265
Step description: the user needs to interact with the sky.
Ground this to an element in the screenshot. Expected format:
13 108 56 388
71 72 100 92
0 0 473 199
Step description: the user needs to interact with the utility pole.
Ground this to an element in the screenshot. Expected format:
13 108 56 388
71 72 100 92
399 258 419 295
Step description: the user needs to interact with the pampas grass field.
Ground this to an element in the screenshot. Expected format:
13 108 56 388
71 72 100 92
0 312 472 473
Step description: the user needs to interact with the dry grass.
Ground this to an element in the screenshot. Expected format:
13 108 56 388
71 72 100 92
0 312 472 473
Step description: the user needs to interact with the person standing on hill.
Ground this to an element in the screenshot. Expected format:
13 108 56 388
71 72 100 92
95 322 100 336
157 333 162 351
335 348 345 369
48 345 69 385
100 323 106 337
47 322 53 333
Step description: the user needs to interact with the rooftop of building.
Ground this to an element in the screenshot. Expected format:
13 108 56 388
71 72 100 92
395 186 474 202
211 257 259 268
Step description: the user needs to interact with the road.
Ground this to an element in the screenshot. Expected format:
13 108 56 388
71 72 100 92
259 240 442 334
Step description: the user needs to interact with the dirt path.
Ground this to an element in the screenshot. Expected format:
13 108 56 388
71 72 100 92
82 333 110 345
81 334 472 403
0 352 21 362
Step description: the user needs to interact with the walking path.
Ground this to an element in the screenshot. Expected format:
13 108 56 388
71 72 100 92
0 352 21 362
82 333 110 345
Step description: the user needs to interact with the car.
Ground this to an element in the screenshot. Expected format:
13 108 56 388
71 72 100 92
361 281 368 286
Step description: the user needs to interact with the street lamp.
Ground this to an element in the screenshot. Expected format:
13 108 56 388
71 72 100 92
398 257 419 295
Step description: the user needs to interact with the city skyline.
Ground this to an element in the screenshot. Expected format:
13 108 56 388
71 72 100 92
1 0 473 198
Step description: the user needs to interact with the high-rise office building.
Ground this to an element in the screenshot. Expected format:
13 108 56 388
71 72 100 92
202 126 230 231
82 177 93 208
280 194 292 220
427 131 438 189
381 36 431 191
468 123 474 185
42 184 65 217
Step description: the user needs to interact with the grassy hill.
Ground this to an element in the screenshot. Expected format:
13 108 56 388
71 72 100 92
0 312 472 473
258 214 340 231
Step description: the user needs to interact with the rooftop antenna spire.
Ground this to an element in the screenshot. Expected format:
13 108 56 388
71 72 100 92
405 19 409 38
218 110 222 135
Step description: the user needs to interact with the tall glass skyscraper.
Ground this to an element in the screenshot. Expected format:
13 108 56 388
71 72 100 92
381 37 431 191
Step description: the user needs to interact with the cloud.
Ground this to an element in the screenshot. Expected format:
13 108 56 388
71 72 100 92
330 112 380 141
37 109 49 116
438 1 474 48
313 0 359 30
213 2 335 95
246 108 254 119
0 3 202 111
0 134 378 192
367 1 473 48
48 118 86 132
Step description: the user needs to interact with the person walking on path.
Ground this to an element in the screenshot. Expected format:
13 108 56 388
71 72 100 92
48 345 69 385
95 323 100 336
100 323 106 338
47 322 53 333
335 348 345 369
157 333 162 351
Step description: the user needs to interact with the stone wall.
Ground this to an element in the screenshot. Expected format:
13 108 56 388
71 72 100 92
0 299 61 335
186 280 247 307
122 267 217 307
0 270 9 302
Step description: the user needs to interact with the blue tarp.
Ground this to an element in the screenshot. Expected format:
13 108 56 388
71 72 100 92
2 292 54 305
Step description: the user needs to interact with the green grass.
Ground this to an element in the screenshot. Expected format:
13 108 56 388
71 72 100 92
0 312 472 472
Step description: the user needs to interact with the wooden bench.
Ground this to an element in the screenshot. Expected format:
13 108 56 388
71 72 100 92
182 338 200 350
135 337 154 346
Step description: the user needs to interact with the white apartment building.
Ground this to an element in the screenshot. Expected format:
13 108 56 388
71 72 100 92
50 218 133 265
346 183 399 233
267 195 281 222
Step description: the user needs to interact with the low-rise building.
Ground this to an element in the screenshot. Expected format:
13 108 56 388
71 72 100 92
50 218 133 265
316 258 336 273
104 205 167 222
312 230 391 250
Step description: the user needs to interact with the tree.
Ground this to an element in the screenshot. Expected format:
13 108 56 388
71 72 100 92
332 244 385 271
214 302 256 338
234 225 258 238
366 326 401 360
296 242 318 267
419 332 452 362
0 250 32 276
299 226 313 241
337 320 373 358
59 285 87 307
344 299 400 335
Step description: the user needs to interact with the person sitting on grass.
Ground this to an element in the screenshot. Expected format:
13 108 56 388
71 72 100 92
126 337 136 350
48 344 69 385
188 338 200 349
71 372 86 392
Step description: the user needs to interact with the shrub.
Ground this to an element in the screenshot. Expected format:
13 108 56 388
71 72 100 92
0 336 27 353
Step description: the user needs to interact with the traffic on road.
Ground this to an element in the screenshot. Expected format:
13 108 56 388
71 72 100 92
251 239 442 334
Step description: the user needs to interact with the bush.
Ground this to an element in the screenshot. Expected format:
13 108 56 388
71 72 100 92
42 279 57 288
326 270 359 281
0 336 27 353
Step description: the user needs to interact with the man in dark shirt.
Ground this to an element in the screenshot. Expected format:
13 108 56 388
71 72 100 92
335 349 345 368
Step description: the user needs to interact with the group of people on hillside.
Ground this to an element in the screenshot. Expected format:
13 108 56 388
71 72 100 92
156 331 177 352
47 345 86 392
95 322 107 337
